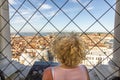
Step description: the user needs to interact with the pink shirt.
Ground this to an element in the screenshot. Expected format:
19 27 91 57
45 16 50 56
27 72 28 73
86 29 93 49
51 65 88 80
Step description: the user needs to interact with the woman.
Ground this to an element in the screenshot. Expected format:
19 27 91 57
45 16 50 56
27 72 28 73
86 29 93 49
42 33 90 80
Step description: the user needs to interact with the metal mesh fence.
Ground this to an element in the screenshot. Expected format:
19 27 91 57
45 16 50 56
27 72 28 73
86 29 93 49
0 0 120 80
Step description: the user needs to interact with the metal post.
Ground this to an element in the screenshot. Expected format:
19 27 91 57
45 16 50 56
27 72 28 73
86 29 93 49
109 0 120 76
0 0 12 68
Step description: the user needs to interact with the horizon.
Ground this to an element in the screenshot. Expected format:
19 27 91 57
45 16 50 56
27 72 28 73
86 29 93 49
10 31 114 34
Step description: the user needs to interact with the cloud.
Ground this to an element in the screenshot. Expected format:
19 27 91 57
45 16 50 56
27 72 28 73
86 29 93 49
71 0 81 3
40 4 52 10
44 10 56 17
21 11 30 15
87 6 94 11
83 1 94 11
8 0 16 4
19 9 31 15
11 16 25 24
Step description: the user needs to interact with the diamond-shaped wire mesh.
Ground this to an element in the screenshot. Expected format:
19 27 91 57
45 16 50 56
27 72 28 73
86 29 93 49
0 0 120 80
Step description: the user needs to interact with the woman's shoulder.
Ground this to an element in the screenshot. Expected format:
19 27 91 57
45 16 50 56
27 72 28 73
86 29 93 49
79 64 87 69
79 65 90 80
44 66 57 72
79 65 88 72
44 67 52 72
42 67 53 80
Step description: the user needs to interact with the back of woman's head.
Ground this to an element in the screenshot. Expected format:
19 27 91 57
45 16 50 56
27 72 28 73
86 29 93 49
50 33 87 67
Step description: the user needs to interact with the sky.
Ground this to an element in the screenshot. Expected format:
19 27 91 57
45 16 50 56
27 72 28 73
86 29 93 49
8 0 116 33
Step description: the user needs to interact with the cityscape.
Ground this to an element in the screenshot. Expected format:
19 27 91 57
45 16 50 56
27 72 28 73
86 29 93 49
11 32 114 69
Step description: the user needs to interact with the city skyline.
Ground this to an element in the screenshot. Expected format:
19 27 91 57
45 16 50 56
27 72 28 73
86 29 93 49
9 0 116 33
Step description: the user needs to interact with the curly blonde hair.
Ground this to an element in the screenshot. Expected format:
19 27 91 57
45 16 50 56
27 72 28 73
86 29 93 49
50 33 87 67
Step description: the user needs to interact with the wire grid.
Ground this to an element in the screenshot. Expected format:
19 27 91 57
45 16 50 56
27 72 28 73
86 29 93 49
0 0 120 80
